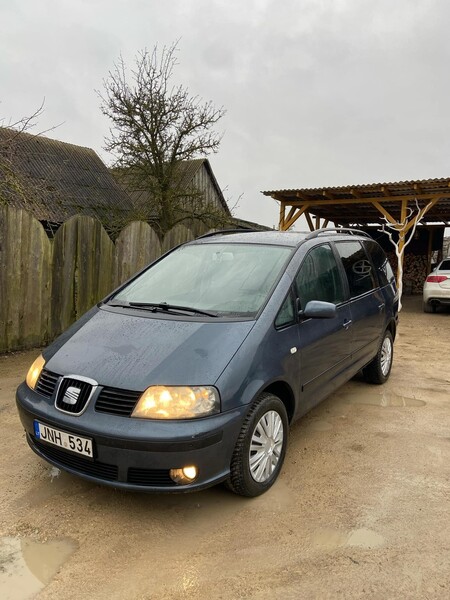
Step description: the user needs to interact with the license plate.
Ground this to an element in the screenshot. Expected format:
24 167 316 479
33 421 93 458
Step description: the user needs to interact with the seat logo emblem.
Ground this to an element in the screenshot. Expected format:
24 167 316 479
63 386 81 405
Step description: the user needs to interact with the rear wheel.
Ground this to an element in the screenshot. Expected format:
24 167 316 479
226 393 288 497
363 330 393 384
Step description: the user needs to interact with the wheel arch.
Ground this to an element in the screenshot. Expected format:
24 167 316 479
387 318 397 341
261 381 296 424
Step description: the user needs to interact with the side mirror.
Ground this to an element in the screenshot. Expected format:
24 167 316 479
302 300 337 319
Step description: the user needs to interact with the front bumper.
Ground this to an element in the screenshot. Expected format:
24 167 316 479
16 382 246 492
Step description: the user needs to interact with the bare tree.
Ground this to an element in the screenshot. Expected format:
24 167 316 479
0 102 61 208
99 43 229 239
0 103 46 204
378 199 435 311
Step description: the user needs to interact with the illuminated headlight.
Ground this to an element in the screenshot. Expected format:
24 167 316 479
131 386 220 419
26 354 46 390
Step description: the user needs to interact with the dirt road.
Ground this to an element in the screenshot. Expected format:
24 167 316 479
1 297 449 599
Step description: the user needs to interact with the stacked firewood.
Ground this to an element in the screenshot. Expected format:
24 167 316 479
386 253 429 295
443 237 450 258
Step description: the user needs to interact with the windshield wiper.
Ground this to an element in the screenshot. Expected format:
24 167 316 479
111 301 218 318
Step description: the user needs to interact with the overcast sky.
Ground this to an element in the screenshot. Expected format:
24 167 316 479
2 0 450 228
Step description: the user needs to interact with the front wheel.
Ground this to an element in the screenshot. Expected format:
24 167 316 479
363 330 394 384
226 393 288 497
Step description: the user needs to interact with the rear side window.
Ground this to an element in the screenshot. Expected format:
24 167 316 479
364 240 395 287
440 259 450 271
295 244 345 309
335 241 377 297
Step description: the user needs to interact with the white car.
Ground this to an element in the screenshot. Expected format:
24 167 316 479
423 258 450 312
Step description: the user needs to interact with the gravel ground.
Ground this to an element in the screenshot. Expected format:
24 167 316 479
0 296 449 599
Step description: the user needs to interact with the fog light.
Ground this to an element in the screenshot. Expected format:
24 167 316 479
170 466 198 485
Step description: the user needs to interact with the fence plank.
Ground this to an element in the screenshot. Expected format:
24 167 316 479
75 216 114 317
0 209 196 352
161 224 195 254
51 216 78 338
0 206 52 352
115 221 161 286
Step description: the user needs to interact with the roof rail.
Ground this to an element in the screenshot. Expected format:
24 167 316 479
305 227 372 241
195 228 257 240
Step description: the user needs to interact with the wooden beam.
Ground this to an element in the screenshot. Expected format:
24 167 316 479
296 191 311 202
323 219 329 228
285 206 296 224
272 193 286 202
272 193 448 208
305 211 314 231
403 197 440 234
279 202 286 230
283 204 311 231
315 215 321 229
372 201 397 225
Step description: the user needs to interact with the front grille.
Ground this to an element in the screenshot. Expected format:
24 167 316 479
35 370 59 399
33 437 118 481
95 387 141 417
127 467 173 486
55 378 93 414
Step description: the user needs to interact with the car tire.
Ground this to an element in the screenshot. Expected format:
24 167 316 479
423 302 434 313
226 393 288 497
363 330 394 385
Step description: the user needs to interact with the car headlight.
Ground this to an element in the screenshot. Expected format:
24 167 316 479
131 386 220 419
26 354 46 390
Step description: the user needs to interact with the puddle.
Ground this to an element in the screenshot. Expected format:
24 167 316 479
0 536 76 600
313 527 384 550
340 387 426 407
308 420 333 431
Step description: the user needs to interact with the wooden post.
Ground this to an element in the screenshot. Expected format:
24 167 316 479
279 202 285 230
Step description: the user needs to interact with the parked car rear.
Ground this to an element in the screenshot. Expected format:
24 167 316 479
423 258 450 312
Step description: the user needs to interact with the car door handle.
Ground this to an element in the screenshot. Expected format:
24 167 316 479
343 319 352 330
378 303 385 312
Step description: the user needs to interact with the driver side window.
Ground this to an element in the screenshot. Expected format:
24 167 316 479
295 244 345 310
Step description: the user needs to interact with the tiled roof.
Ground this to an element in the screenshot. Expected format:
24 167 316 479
0 127 133 224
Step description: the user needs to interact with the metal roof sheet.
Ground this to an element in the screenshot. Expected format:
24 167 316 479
263 178 450 225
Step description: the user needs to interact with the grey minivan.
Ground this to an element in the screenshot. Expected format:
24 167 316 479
16 229 398 496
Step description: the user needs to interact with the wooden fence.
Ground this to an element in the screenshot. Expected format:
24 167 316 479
0 206 194 353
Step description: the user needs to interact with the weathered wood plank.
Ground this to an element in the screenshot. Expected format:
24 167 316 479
75 216 114 317
115 221 161 287
51 216 78 337
0 206 52 352
161 224 194 254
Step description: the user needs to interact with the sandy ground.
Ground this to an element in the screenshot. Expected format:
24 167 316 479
0 296 449 600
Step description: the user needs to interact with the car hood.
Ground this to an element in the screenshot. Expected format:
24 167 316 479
45 307 255 391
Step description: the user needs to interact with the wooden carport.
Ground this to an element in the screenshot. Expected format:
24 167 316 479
263 178 450 284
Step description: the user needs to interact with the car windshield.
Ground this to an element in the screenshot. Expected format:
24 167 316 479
112 242 293 317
